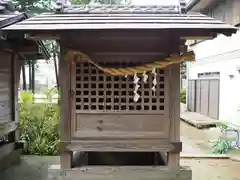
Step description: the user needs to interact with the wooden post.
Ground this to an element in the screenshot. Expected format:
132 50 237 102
8 52 23 142
31 60 35 94
28 60 32 91
168 63 181 167
59 45 72 169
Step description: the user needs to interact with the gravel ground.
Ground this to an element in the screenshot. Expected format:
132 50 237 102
181 158 240 180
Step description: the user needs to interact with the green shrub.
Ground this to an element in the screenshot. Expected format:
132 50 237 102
180 88 186 104
212 139 232 154
212 124 232 154
19 89 60 156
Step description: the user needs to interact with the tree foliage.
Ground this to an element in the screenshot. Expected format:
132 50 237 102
72 0 125 5
12 0 129 14
12 0 53 14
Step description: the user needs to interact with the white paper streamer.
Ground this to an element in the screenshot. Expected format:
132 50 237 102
152 68 157 94
152 77 157 86
134 93 140 102
134 84 140 94
134 73 140 84
142 71 148 83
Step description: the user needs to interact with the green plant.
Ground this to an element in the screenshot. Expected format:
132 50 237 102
180 88 186 104
212 139 232 154
212 124 232 154
19 89 60 155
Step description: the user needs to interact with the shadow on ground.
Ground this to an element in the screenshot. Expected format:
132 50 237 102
1 156 59 180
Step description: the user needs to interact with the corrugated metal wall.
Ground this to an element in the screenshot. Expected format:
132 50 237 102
187 79 220 119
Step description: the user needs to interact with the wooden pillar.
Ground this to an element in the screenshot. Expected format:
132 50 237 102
167 63 181 167
59 45 73 169
9 52 24 142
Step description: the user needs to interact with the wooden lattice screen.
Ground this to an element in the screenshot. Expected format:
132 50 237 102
75 62 166 113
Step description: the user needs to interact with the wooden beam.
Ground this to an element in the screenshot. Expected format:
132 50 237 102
65 40 180 55
16 44 39 53
8 28 229 41
181 36 216 40
66 139 175 152
93 52 165 56
25 33 60 40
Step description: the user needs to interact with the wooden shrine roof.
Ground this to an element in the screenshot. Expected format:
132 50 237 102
3 5 237 36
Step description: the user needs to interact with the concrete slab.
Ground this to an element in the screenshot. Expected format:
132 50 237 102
47 165 192 180
0 149 21 172
48 164 62 180
181 112 219 129
180 153 229 159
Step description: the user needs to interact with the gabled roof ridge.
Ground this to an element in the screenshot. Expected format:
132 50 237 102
54 1 187 14
59 5 181 14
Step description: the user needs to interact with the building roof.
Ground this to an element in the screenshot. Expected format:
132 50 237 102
0 0 50 60
186 0 217 12
3 5 237 36
0 14 25 28
0 0 25 29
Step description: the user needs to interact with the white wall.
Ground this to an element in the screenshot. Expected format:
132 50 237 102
20 60 57 89
187 30 240 123
19 60 57 95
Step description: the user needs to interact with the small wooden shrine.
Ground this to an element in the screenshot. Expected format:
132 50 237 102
0 1 50 171
4 1 237 179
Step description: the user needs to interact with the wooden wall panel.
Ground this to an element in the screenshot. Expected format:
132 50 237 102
0 51 12 124
73 114 169 139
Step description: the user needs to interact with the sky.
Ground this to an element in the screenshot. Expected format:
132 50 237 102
131 0 191 5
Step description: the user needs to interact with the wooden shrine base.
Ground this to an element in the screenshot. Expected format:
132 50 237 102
48 152 192 180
